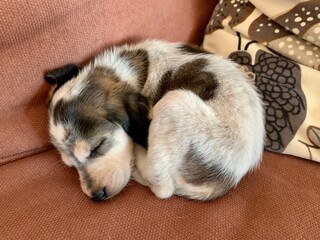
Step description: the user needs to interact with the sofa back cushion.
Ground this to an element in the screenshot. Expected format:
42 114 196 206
0 0 216 164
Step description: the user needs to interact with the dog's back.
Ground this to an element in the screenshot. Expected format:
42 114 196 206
126 40 265 200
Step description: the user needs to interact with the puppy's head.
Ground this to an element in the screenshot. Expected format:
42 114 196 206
46 65 150 201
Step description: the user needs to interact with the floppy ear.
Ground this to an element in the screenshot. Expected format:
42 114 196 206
45 64 80 87
44 64 80 105
124 93 151 148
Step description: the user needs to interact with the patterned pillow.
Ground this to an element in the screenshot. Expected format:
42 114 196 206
203 0 320 162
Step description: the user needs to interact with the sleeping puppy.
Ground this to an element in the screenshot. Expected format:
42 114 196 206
45 40 265 201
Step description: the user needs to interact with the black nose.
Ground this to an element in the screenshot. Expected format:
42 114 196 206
91 188 108 202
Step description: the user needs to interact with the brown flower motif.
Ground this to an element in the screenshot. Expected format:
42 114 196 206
206 0 255 34
229 50 307 152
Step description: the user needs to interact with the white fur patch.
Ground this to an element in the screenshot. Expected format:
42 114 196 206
74 140 90 163
49 120 67 146
94 48 141 90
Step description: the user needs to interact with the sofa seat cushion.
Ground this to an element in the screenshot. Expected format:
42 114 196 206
1 150 320 239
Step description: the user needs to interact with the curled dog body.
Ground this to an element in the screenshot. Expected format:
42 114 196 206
46 40 265 201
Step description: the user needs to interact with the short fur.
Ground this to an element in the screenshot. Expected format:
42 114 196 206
46 40 265 201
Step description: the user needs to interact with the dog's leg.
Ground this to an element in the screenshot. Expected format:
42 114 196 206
137 90 197 200
135 110 177 199
136 140 175 199
142 89 234 201
139 160 175 199
131 144 149 186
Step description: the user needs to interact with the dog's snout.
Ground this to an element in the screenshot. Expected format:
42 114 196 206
91 188 108 202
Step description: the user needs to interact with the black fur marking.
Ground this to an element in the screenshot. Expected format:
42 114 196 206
124 93 150 148
52 81 119 143
178 44 212 55
154 58 219 104
182 143 231 188
45 64 80 92
105 107 129 134
52 76 150 148
53 96 117 162
53 98 117 141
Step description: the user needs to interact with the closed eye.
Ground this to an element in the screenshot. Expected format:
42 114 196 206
89 138 106 158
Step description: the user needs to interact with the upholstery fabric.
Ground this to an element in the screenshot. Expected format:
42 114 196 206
0 0 215 165
2 150 320 239
2 1 320 239
203 0 320 162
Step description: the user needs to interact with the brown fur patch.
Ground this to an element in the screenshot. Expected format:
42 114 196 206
120 49 149 88
88 67 120 93
178 44 212 55
153 58 219 104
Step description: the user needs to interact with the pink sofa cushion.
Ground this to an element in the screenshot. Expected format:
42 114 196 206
2 150 320 239
0 0 216 164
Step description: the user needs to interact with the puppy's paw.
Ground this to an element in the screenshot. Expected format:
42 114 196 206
150 179 175 199
131 166 149 186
